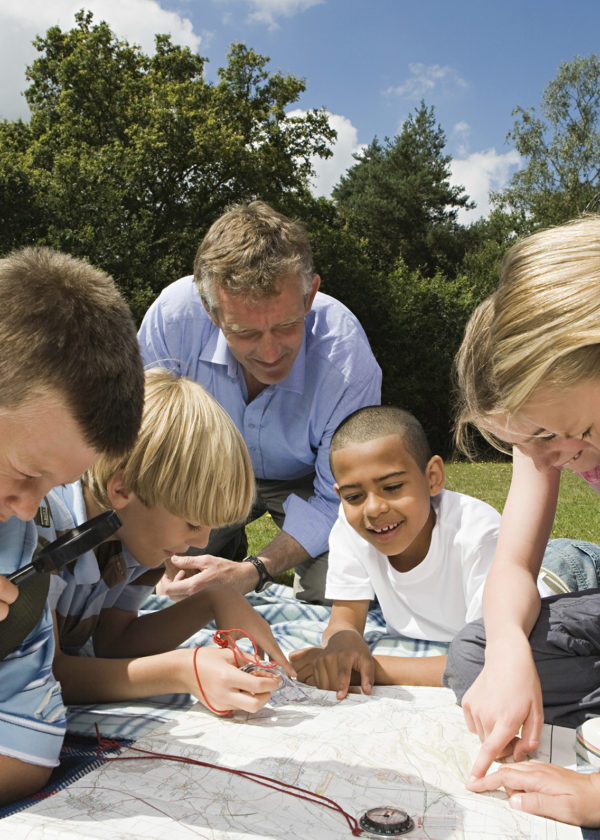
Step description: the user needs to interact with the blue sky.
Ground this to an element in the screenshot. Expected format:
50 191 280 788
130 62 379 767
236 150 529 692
1 0 599 220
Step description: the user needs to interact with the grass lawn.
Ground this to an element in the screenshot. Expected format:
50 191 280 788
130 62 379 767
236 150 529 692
246 461 600 586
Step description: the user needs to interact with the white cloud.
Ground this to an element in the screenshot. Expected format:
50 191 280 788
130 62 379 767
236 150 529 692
244 0 324 29
287 109 365 198
450 148 522 222
386 63 468 100
452 121 471 156
0 0 202 121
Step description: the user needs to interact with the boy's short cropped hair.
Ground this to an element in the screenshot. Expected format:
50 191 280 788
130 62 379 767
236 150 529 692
194 201 314 315
83 368 256 528
0 247 144 456
330 405 432 472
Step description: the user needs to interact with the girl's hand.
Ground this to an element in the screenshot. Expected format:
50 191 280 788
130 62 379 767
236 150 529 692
180 646 282 714
463 634 544 779
468 760 600 828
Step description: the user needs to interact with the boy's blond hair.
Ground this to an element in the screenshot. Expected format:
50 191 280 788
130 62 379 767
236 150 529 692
330 405 432 472
194 201 314 315
83 369 255 528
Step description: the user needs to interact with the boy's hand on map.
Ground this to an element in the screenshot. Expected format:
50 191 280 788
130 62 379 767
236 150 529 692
0 576 18 620
186 646 281 714
467 759 600 827
293 631 374 700
463 635 543 779
289 646 322 684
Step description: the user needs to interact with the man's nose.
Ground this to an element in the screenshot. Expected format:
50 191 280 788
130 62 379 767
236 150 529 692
257 331 280 361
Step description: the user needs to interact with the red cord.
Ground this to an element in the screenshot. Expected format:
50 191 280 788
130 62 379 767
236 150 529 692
192 645 232 717
193 628 280 716
212 628 279 669
94 724 363 836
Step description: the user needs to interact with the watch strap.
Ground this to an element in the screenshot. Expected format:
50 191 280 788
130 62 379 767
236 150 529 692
243 555 274 592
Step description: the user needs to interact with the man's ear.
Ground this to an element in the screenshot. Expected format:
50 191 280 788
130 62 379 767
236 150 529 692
105 469 134 510
304 274 321 312
425 455 445 497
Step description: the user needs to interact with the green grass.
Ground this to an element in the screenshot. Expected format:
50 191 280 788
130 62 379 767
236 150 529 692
246 462 600 585
246 512 292 585
445 461 600 543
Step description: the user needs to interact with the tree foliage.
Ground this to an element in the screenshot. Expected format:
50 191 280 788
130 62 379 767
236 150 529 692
496 54 600 226
332 102 473 277
375 263 478 456
0 10 335 318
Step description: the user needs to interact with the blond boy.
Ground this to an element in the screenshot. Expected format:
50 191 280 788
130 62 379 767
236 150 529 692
41 369 290 713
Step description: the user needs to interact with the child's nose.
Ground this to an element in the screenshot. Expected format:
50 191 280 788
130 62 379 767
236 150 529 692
365 492 388 516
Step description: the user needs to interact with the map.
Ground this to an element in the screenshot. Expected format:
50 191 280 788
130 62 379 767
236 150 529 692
3 685 583 840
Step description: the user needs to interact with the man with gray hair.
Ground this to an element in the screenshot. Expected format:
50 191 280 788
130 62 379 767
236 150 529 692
138 201 381 604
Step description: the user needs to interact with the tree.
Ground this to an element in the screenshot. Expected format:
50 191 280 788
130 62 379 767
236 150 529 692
332 102 473 277
495 54 600 226
374 262 478 455
0 11 335 318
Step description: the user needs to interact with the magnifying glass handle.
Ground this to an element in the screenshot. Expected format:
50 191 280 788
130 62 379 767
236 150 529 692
7 565 39 585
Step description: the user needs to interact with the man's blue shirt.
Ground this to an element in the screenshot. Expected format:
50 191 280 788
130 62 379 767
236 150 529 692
138 276 382 557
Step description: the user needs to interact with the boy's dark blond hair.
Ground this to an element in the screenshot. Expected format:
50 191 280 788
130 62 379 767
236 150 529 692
0 247 143 456
83 369 255 528
194 201 314 315
330 406 432 472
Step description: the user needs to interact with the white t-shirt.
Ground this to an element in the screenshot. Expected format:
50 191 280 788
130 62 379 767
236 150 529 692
325 489 501 642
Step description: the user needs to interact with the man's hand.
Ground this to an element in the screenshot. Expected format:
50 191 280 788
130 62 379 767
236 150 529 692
157 554 258 600
0 576 18 621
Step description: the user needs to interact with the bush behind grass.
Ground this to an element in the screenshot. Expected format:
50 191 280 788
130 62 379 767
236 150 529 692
246 462 600 586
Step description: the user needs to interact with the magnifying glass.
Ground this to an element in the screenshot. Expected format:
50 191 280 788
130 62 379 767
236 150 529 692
0 510 122 661
7 510 122 585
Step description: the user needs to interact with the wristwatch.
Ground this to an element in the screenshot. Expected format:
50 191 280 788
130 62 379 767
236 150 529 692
243 555 274 592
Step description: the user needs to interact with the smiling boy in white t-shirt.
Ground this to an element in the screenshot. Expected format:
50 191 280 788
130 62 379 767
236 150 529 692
290 405 501 698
